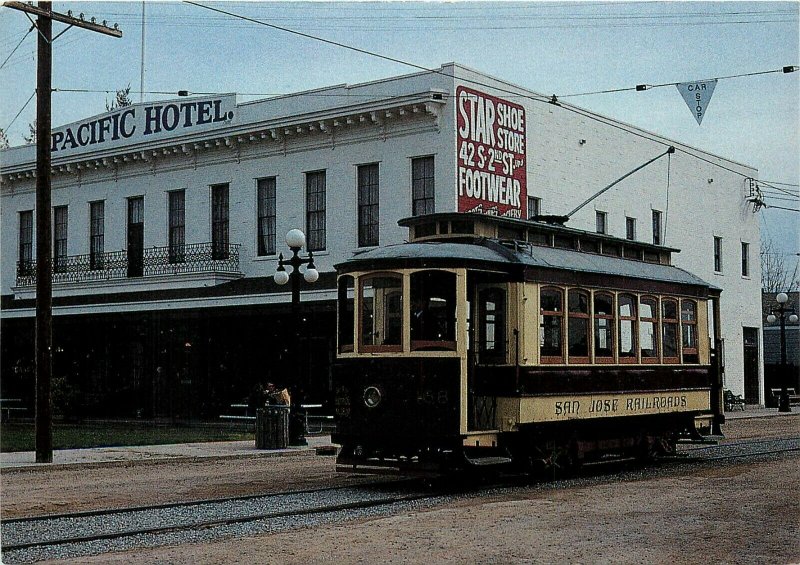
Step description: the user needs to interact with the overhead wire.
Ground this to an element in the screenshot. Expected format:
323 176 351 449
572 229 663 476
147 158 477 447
2 0 794 198
4 90 35 132
559 67 798 98
0 24 33 70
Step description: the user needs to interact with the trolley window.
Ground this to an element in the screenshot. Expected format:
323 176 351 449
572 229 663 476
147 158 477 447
410 270 457 351
639 297 659 362
568 289 590 363
338 276 355 352
593 292 615 363
360 274 402 352
618 294 637 363
662 298 679 363
681 299 699 363
540 287 564 363
478 287 506 362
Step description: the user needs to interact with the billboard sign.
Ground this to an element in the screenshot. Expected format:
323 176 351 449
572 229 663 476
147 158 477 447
456 86 527 218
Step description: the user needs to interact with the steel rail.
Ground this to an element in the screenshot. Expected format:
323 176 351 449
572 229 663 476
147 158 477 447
1 487 429 553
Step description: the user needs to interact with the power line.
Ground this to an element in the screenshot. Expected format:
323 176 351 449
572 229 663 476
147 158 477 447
766 205 800 212
172 2 796 187
0 24 33 69
3 90 35 132
182 1 433 75
761 179 800 188
559 67 799 98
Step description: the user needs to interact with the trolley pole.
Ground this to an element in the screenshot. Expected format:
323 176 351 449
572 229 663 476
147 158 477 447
3 1 121 463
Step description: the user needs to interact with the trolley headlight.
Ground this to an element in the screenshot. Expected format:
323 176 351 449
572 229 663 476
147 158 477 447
363 386 382 409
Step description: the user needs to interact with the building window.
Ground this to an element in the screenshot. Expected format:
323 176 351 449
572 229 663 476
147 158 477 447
626 217 636 241
595 211 607 234
540 287 564 363
527 196 541 220
257 177 276 256
652 210 662 245
53 205 68 273
18 210 33 274
89 201 104 270
306 170 326 251
358 163 379 247
741 242 749 277
127 197 144 277
211 183 229 260
714 236 723 273
411 156 435 216
168 190 185 263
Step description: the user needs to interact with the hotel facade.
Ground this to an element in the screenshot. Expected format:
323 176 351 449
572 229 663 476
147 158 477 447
0 63 763 418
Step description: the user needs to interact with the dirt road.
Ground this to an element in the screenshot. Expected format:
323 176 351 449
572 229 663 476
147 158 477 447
2 416 798 564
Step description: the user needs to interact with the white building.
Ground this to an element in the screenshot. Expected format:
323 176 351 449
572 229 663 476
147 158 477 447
0 63 763 417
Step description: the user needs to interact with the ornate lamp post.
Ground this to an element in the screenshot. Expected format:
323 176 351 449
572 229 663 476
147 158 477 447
766 292 798 413
274 229 318 444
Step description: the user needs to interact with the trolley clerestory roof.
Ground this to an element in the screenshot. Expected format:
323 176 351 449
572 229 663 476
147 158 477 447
336 238 715 290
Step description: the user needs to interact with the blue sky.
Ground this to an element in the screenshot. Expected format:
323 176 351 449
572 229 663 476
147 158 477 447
1 1 797 268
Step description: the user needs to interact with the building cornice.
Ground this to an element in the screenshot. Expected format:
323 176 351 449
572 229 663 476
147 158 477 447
0 90 445 186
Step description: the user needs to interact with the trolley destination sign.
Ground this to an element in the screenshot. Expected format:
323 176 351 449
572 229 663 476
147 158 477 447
456 86 527 219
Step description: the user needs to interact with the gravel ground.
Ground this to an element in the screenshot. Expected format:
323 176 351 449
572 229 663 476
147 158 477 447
2 416 798 564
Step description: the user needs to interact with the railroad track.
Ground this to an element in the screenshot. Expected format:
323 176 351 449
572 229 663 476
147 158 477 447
679 435 800 462
2 479 431 563
3 436 798 563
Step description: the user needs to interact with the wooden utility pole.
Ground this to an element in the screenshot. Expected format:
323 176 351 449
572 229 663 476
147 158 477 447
3 1 121 463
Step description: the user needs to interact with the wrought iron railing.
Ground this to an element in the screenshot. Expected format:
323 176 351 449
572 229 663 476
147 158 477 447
16 242 241 287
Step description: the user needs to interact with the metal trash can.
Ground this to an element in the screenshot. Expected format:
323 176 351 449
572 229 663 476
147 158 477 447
255 406 289 449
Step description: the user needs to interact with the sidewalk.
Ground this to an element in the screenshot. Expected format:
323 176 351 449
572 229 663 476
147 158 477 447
2 407 796 471
0 434 335 470
723 405 800 420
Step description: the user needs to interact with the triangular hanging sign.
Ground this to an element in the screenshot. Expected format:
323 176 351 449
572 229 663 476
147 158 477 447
676 79 717 125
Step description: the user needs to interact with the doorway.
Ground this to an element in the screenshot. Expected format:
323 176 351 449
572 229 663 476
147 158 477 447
742 327 760 404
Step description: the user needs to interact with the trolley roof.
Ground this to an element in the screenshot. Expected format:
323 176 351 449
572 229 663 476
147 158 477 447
337 213 716 291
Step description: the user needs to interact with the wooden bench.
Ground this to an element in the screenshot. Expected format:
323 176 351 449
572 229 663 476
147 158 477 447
770 388 800 407
0 399 26 423
723 390 745 411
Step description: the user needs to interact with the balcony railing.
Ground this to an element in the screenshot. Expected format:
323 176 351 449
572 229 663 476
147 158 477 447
16 242 241 287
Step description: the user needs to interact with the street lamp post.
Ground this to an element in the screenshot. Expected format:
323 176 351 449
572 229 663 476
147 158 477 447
766 292 798 413
274 229 318 444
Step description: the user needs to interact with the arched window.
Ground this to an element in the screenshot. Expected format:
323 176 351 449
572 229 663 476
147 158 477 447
618 294 637 362
337 275 354 353
661 298 679 363
593 292 615 363
410 270 457 351
681 300 699 363
568 289 590 363
360 274 402 351
540 287 564 363
639 297 659 362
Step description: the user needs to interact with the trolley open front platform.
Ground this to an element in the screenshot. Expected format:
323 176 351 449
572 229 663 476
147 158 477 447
332 213 724 475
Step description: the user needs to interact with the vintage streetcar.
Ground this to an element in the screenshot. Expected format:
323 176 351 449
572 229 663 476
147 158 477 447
332 213 724 475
